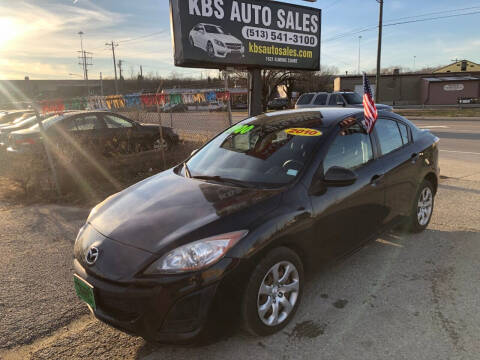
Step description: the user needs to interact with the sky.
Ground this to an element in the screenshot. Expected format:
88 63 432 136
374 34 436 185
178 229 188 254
0 0 479 80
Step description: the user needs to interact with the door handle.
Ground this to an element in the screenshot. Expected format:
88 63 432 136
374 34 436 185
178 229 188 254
370 174 384 187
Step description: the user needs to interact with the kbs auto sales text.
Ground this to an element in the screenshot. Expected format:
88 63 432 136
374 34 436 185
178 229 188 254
188 0 320 34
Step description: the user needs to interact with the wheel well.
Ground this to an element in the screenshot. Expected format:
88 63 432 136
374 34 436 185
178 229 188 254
252 237 309 273
425 172 438 195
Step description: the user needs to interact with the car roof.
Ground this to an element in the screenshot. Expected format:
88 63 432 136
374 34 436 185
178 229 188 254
249 108 365 128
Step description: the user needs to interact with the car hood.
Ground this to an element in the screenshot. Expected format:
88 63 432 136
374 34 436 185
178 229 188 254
210 34 242 44
88 169 282 254
9 127 40 136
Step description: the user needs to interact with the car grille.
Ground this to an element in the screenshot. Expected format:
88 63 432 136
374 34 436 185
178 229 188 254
97 291 140 321
226 43 242 50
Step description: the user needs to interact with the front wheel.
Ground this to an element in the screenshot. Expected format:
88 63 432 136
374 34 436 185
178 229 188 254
408 179 435 233
242 247 304 336
207 42 215 57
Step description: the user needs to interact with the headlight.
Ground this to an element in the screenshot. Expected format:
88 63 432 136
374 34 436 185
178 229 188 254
144 230 248 275
214 39 225 47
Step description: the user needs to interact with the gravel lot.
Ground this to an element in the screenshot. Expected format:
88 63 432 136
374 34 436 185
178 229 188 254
0 156 479 360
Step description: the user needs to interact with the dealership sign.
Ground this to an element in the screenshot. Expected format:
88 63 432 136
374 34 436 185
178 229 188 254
169 0 321 70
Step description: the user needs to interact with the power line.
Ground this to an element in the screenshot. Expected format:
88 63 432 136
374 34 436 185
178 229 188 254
384 10 480 27
324 6 480 43
118 30 167 44
323 0 341 12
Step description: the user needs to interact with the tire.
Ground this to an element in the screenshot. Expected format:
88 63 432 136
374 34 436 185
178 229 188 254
242 247 304 336
153 137 170 152
207 42 214 57
408 179 435 233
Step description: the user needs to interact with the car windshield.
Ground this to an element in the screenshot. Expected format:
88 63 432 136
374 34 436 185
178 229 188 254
28 114 65 130
204 25 223 34
183 112 326 188
342 93 363 104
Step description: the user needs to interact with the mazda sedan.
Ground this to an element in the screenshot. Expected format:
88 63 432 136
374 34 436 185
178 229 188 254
73 108 439 343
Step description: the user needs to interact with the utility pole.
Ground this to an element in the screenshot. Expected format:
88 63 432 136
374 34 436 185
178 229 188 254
118 60 123 80
357 36 362 74
413 56 417 71
375 0 384 103
78 31 93 98
223 70 232 126
106 41 119 94
100 72 104 96
140 65 143 78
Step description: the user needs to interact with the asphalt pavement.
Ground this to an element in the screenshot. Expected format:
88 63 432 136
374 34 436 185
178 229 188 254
0 117 479 360
412 118 480 181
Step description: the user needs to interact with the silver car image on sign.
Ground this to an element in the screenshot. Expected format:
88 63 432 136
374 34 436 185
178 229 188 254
189 23 245 58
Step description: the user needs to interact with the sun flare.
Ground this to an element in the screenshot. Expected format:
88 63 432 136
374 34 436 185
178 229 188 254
0 17 20 50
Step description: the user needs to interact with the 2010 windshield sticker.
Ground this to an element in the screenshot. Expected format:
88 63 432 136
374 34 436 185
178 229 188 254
229 124 255 134
285 128 322 136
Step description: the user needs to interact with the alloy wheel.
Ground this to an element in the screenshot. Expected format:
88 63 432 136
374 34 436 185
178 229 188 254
257 261 300 327
154 138 168 151
207 42 214 57
417 187 433 226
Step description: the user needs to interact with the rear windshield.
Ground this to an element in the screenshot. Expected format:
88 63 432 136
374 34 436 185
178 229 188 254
184 112 326 188
297 94 315 105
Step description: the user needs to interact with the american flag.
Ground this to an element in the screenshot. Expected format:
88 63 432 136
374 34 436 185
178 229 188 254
362 73 378 133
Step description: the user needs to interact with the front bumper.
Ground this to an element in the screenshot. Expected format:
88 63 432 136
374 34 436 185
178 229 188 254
73 256 242 343
214 45 245 58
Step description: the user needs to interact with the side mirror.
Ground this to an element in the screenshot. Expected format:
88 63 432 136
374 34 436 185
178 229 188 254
191 149 199 156
324 166 357 187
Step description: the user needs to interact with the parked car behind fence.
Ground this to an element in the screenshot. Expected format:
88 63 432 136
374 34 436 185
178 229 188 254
295 92 393 112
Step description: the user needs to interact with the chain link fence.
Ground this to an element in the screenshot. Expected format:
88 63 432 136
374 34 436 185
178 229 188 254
117 107 248 143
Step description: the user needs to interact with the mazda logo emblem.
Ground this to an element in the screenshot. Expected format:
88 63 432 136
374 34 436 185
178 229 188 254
85 246 99 265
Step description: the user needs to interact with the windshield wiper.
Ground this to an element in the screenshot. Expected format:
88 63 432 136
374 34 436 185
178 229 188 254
191 175 253 188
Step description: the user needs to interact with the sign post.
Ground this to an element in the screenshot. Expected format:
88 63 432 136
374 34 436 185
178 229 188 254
32 104 62 197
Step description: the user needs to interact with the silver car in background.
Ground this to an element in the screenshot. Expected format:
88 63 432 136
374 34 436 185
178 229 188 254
295 92 393 111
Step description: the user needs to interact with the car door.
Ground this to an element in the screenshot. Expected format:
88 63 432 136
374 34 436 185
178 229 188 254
48 115 79 151
71 113 106 155
102 113 137 154
372 118 418 223
309 123 388 259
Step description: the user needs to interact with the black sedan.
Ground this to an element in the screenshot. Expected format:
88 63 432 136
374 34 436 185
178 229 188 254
7 111 178 155
73 108 439 343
